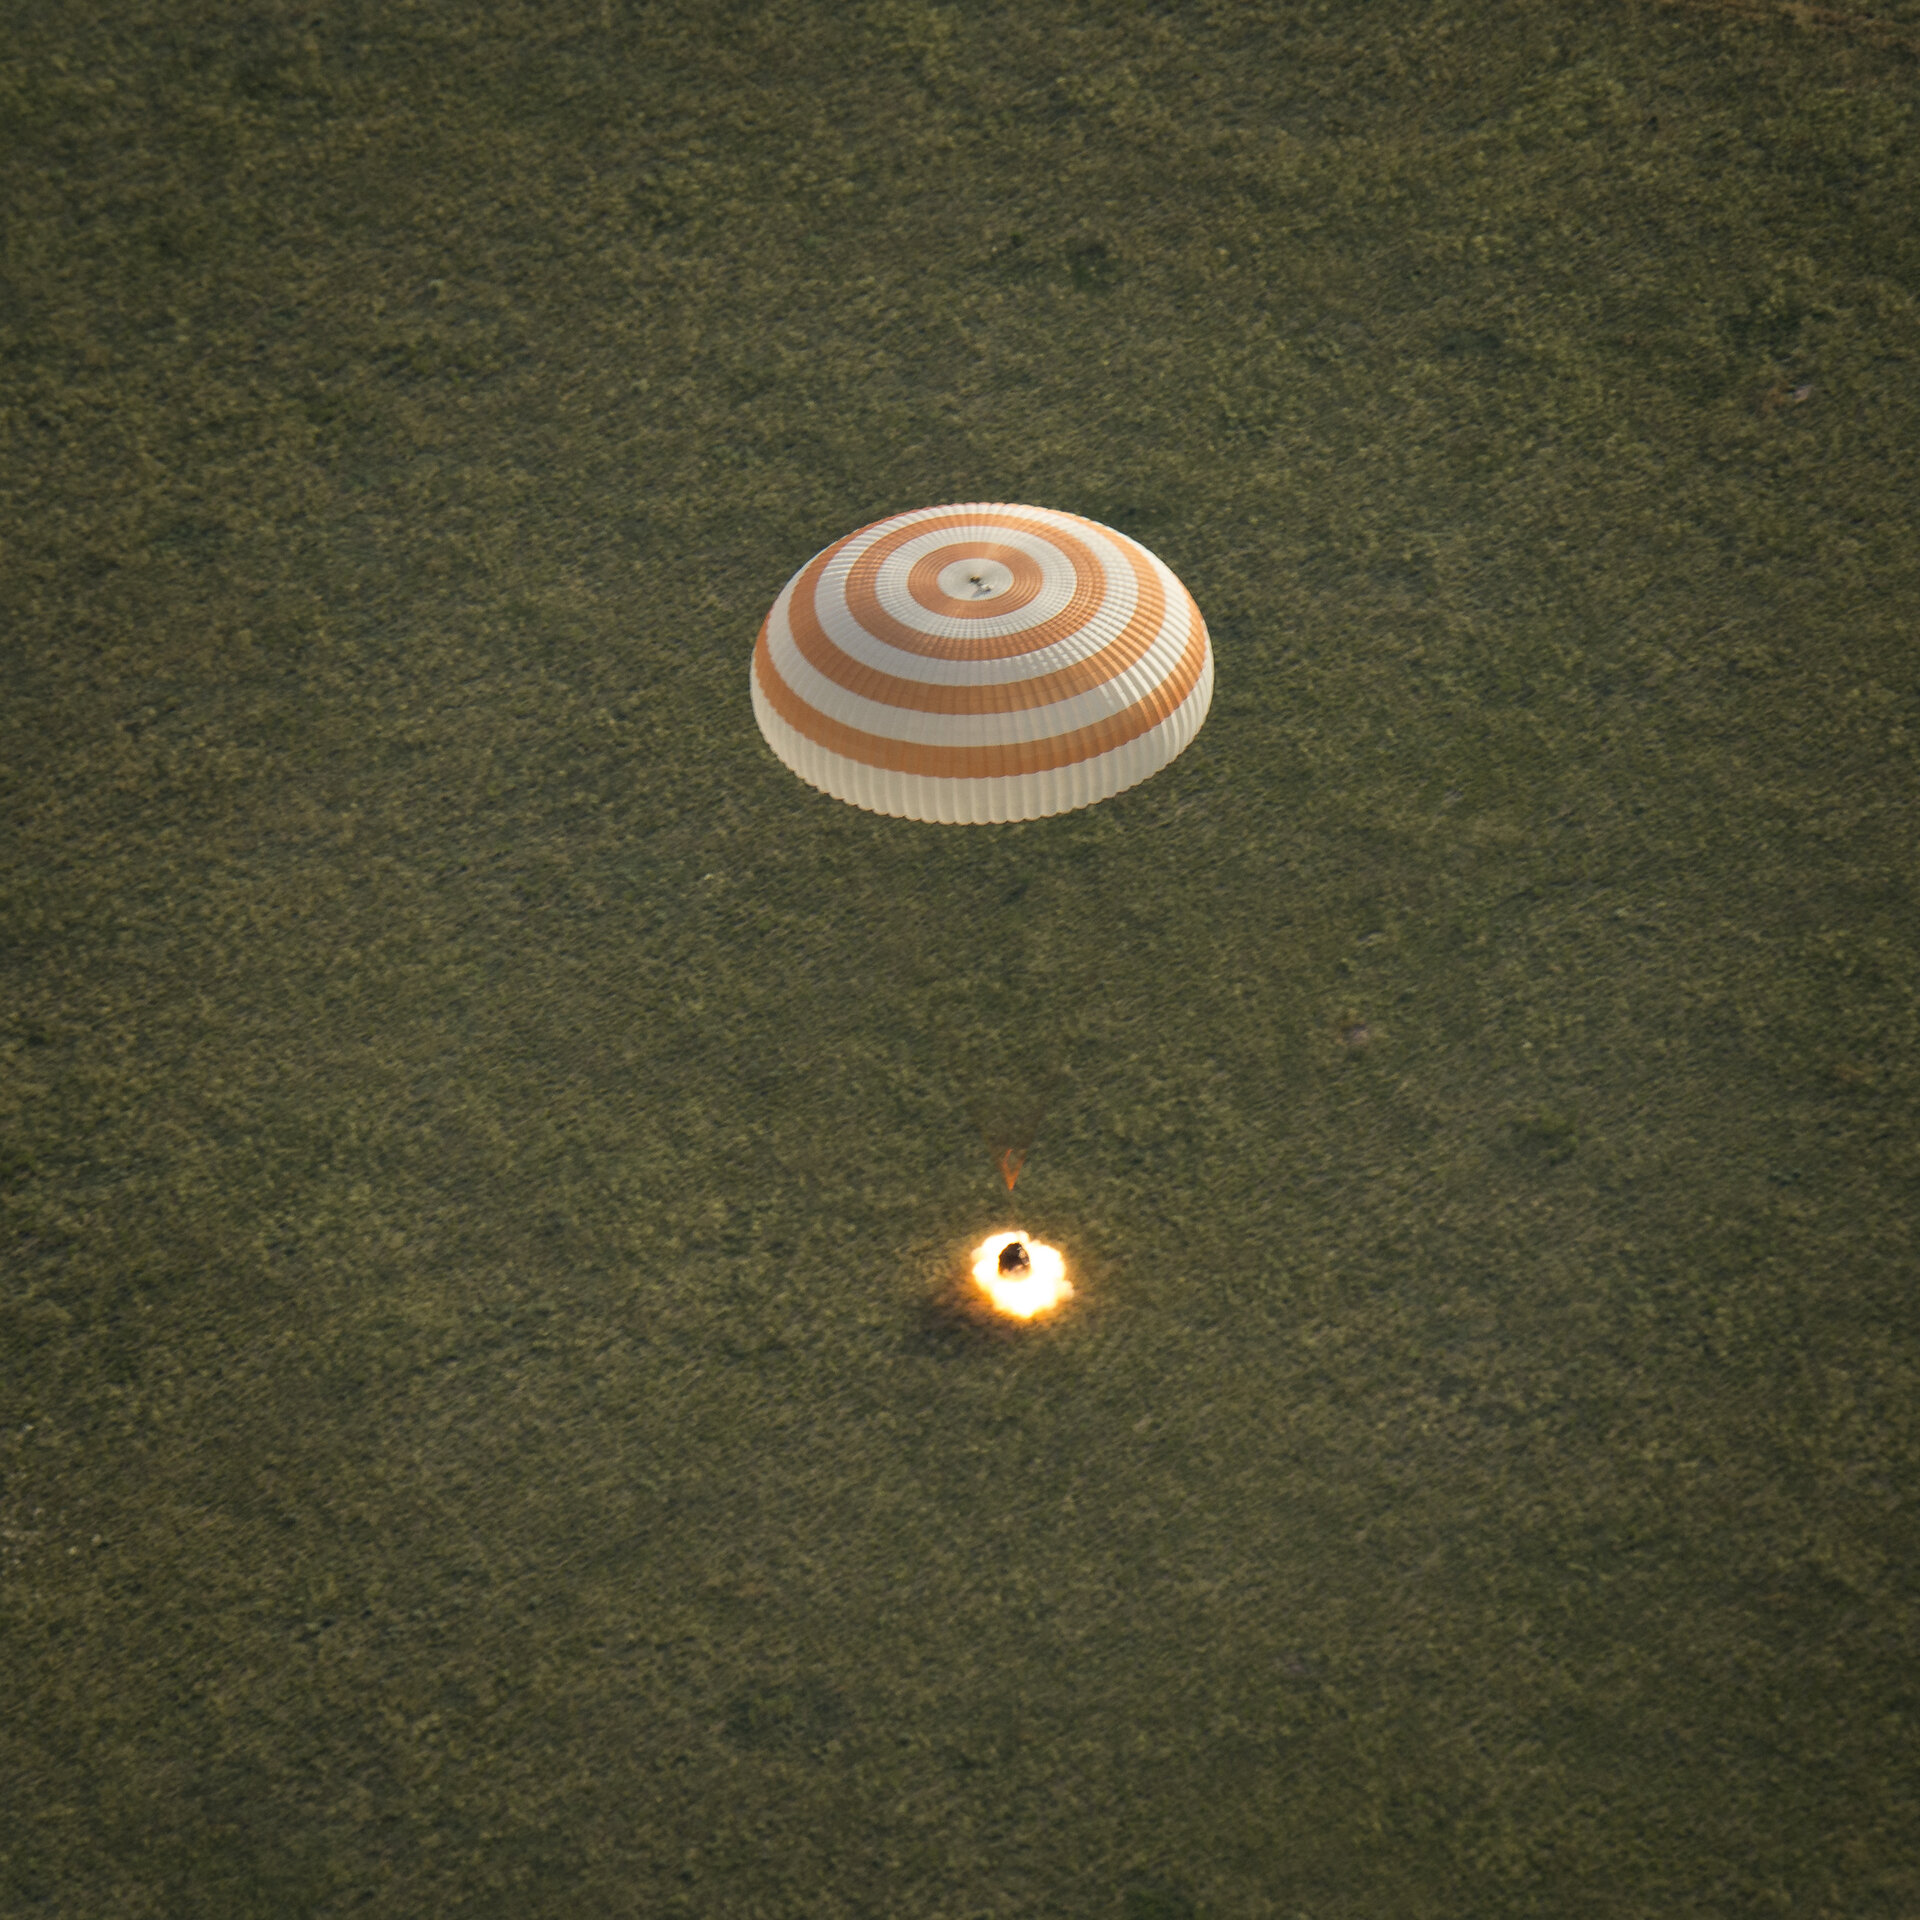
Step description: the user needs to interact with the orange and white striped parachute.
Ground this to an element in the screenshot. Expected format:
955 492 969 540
751 503 1213 824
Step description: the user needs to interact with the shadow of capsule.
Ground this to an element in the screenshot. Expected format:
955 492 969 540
722 1676 849 1758
1121 1879 1199 1920
1503 1109 1580 1165
900 1274 1032 1359
1066 238 1118 290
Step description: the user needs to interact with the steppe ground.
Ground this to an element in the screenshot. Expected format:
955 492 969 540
4 0 1918 1914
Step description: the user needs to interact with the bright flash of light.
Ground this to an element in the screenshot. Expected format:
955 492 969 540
970 1231 1072 1320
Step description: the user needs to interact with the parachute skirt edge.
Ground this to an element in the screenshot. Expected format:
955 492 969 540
751 651 1214 825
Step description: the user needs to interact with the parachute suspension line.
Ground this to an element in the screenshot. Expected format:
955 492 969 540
927 1004 1071 1195
989 1057 1069 1193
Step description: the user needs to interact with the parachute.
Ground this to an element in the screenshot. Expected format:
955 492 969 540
751 503 1213 825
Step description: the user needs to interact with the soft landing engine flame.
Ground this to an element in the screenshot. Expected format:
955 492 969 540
971 1232 1071 1320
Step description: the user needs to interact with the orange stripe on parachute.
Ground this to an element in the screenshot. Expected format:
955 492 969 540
752 592 1206 779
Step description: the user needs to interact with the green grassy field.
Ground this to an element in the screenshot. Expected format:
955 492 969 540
4 1 1918 1913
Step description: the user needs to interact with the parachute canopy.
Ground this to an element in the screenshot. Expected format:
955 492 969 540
751 502 1213 824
